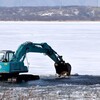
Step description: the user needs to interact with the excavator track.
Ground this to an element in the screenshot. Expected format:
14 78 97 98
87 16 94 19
0 74 40 83
16 74 40 82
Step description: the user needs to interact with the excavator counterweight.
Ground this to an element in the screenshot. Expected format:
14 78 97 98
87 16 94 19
0 42 71 82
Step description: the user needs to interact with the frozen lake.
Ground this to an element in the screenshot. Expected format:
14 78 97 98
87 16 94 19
0 21 100 99
0 21 100 75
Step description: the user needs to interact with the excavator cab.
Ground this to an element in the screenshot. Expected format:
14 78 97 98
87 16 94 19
0 50 28 75
0 50 14 62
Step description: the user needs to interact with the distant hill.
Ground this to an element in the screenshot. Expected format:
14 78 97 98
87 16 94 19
0 0 99 7
0 6 100 21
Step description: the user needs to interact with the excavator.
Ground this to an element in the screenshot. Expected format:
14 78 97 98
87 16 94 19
0 41 71 82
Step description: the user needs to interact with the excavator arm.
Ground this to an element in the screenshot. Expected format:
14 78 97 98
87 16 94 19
12 42 63 63
12 41 71 76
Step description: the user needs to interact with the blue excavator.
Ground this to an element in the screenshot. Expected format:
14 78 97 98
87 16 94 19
0 41 71 82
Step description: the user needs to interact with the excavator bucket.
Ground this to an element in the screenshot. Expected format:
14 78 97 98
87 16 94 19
54 62 71 77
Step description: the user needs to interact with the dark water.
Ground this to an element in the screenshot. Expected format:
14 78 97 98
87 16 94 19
0 75 100 100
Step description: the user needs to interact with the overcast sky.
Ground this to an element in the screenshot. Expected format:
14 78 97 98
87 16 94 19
0 0 99 7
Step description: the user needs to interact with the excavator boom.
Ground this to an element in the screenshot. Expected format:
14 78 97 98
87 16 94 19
12 42 63 63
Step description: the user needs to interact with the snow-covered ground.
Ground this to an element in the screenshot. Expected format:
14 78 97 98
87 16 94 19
0 21 100 99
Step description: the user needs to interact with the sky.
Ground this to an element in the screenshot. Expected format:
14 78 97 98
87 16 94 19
0 0 99 7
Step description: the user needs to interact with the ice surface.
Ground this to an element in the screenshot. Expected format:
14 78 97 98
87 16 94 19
0 21 100 75
0 75 100 99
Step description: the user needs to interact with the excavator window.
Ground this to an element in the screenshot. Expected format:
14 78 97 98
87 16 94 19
6 52 14 62
9 53 14 61
0 53 5 61
0 51 14 62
